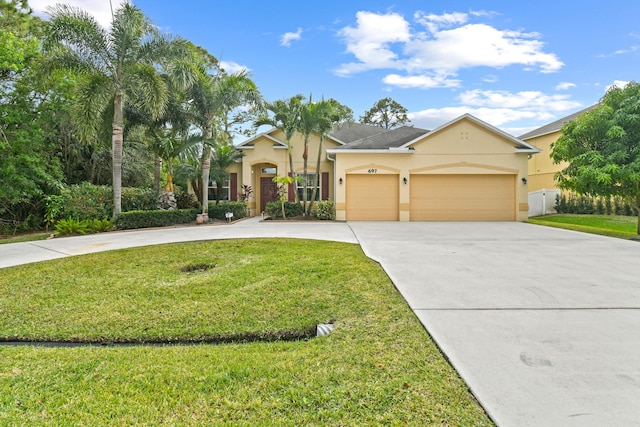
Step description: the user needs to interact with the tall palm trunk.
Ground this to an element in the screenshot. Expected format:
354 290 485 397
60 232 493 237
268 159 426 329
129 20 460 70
302 136 309 214
154 156 162 195
287 140 298 203
201 126 212 214
307 135 324 216
112 92 124 217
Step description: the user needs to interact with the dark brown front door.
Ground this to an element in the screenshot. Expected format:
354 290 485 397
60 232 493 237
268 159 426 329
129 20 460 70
260 177 278 213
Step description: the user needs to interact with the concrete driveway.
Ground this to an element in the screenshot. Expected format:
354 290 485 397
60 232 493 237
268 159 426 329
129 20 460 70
2 219 640 426
349 221 640 427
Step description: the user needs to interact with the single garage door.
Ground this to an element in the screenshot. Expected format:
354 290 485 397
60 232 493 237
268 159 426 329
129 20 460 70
346 174 399 220
410 174 515 221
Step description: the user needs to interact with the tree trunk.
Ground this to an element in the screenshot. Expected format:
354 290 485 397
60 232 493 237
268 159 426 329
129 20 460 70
302 136 309 215
201 144 211 214
112 92 124 217
307 135 323 216
287 140 298 203
154 156 162 195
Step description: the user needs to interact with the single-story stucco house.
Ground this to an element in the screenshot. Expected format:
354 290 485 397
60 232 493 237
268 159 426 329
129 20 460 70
220 113 540 221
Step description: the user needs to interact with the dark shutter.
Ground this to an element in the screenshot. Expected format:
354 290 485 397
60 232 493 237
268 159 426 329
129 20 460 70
230 173 238 201
288 173 295 202
322 172 329 200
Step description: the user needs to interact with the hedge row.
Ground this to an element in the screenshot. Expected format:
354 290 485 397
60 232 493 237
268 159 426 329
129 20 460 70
114 209 199 230
52 183 199 222
556 194 637 216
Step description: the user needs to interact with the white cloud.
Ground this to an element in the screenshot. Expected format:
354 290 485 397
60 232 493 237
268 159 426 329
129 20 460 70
408 88 582 133
335 11 411 76
280 27 303 47
335 10 563 88
556 82 576 90
459 89 581 111
409 106 553 129
220 60 250 74
606 80 630 91
382 73 460 89
30 0 127 28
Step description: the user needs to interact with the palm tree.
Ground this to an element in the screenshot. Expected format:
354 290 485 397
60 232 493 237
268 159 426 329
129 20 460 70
189 69 262 214
254 95 303 198
209 139 243 205
44 2 193 216
297 96 320 213
307 98 353 215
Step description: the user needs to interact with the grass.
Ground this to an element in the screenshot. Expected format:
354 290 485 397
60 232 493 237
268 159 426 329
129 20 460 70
0 238 492 426
0 232 50 244
528 214 639 239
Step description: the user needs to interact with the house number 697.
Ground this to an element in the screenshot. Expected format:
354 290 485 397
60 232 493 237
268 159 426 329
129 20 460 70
367 169 378 173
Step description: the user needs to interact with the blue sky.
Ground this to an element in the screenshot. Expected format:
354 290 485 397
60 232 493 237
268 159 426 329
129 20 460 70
30 0 639 137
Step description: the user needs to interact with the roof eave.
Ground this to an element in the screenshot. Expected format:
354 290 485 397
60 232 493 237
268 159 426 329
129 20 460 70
327 148 415 154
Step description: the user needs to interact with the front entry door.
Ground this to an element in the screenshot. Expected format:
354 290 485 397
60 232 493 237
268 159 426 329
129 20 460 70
260 177 278 213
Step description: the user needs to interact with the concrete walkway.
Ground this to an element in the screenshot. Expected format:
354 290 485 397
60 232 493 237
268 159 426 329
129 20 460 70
2 219 640 426
0 217 358 269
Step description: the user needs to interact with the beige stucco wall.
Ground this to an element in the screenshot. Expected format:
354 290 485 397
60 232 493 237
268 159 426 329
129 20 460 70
525 130 567 192
333 119 531 221
238 131 339 216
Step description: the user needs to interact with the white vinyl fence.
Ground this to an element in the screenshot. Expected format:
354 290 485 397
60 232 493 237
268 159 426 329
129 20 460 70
528 189 560 217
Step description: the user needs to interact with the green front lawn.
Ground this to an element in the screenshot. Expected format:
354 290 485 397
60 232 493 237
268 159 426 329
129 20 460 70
528 214 639 239
0 239 491 426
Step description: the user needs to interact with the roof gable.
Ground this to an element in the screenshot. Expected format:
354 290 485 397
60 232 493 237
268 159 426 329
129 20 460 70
236 128 287 149
405 114 539 153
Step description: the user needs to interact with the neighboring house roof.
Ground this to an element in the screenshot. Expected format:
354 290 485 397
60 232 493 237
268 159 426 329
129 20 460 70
519 105 598 140
335 126 430 150
327 122 389 144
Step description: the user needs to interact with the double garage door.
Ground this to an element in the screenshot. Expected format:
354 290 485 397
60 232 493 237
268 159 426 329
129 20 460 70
346 174 515 221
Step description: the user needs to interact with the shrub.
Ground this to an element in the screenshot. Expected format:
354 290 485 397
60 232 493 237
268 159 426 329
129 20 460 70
604 196 613 215
55 218 90 236
43 194 64 228
265 201 304 219
594 197 605 215
314 200 335 220
114 209 198 230
207 201 247 220
121 187 157 212
89 218 114 233
59 183 112 220
175 189 200 210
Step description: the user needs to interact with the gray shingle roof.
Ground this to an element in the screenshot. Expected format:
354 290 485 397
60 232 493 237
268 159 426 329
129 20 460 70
328 122 388 144
519 105 598 140
336 126 430 150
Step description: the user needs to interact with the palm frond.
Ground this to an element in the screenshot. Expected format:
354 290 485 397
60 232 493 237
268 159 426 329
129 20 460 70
125 62 168 120
44 4 111 72
73 72 115 142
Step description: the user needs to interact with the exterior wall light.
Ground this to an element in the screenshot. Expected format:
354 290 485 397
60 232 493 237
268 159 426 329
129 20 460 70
522 177 527 184
339 177 343 185
403 177 408 184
